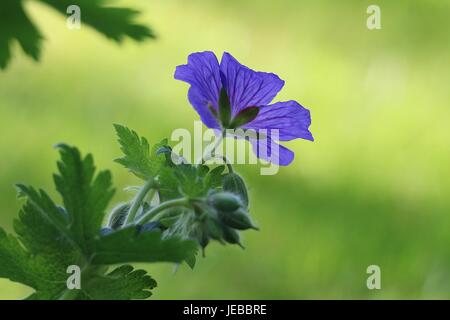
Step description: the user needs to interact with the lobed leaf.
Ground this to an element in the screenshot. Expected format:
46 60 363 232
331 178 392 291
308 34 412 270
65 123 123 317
0 142 201 300
53 144 115 254
0 227 80 300
80 265 157 300
114 124 168 180
158 164 226 200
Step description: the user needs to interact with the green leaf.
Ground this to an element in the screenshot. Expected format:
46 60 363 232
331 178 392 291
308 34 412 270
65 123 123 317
8 184 84 299
53 144 115 254
81 265 157 300
1 142 207 300
0 225 82 300
0 227 41 290
13 185 82 267
158 164 225 200
15 185 73 250
91 226 198 265
207 165 227 190
0 0 43 69
114 124 168 180
1 181 84 299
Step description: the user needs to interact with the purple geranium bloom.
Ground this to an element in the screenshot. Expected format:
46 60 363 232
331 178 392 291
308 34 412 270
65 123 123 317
174 51 313 165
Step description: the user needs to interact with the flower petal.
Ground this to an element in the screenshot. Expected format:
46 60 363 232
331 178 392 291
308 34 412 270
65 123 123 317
251 138 295 166
220 52 284 116
187 86 220 128
244 100 314 141
175 51 221 128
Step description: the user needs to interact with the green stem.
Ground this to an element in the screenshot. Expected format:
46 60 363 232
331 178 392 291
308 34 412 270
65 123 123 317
145 188 157 205
198 131 225 164
135 197 189 225
125 179 155 225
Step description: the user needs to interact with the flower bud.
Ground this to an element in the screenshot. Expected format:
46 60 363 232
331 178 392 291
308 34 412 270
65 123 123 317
219 208 258 231
198 227 209 253
191 224 209 250
200 236 209 249
206 218 223 241
209 192 242 212
107 202 131 229
222 226 244 248
223 173 249 208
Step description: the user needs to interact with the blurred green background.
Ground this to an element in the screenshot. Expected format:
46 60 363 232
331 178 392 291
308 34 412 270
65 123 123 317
1 0 449 299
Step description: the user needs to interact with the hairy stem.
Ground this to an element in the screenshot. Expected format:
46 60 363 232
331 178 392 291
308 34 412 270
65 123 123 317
145 188 157 205
125 179 155 225
135 197 189 225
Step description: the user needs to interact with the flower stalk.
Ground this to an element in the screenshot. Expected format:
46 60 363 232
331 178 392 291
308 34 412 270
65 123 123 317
135 197 190 225
198 130 225 164
125 178 155 225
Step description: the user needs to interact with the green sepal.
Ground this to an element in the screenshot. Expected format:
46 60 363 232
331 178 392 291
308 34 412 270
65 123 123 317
229 106 259 129
218 88 232 127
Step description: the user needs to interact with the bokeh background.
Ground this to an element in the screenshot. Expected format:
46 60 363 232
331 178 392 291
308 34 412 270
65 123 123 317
1 0 449 299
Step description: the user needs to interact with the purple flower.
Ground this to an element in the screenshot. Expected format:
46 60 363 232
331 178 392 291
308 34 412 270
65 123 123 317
174 51 313 166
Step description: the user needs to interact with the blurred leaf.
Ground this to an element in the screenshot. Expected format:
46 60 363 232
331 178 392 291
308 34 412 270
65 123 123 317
0 0 154 69
38 0 155 42
0 0 43 69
